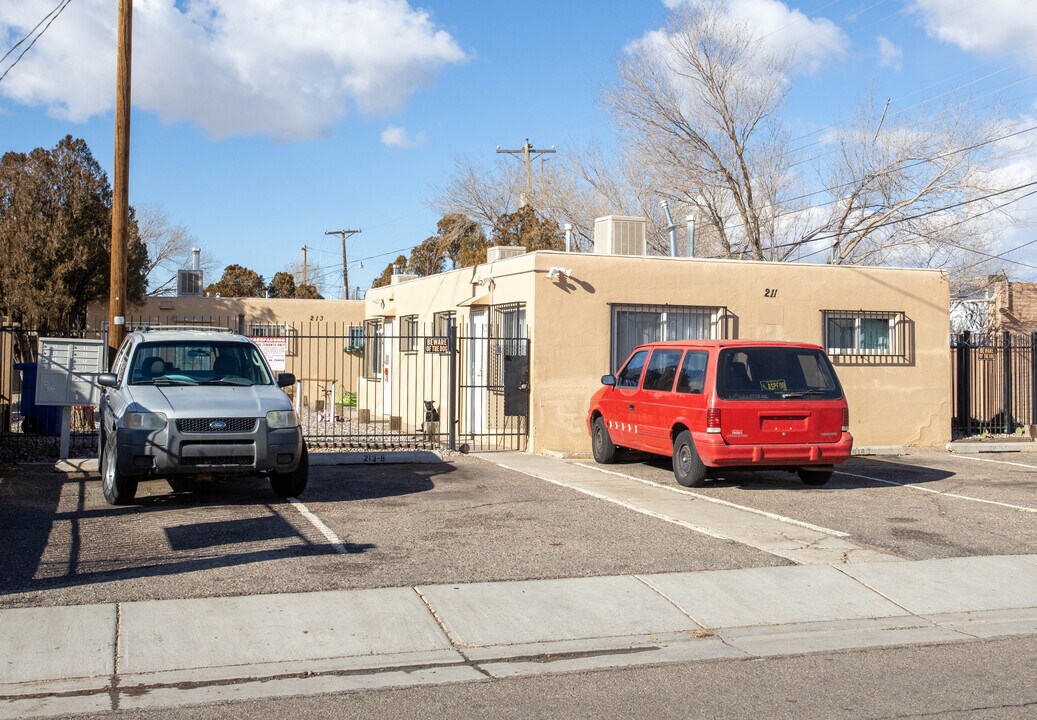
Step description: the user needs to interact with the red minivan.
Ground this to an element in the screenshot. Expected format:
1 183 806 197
587 340 852 487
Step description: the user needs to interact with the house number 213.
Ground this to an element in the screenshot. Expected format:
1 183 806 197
764 288 778 298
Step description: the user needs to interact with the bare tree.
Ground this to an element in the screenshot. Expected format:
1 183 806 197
607 0 1027 267
439 1 1030 279
136 204 218 295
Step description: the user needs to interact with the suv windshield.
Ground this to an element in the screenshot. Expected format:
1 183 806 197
716 347 842 401
130 341 274 386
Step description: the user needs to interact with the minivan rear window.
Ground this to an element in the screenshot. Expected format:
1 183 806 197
716 347 842 401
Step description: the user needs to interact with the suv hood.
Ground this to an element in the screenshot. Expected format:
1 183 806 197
128 384 292 418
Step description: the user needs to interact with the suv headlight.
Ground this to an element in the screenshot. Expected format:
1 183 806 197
125 412 167 430
267 410 300 429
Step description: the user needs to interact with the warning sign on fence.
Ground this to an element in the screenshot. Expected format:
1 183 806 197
250 336 287 371
425 337 449 353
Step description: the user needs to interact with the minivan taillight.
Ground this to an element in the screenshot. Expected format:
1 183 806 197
706 408 721 434
842 407 850 432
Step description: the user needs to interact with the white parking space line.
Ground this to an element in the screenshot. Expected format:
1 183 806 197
574 463 851 538
944 455 1037 471
286 499 349 553
836 470 1037 514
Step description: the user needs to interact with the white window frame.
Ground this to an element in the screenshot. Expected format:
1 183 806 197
823 311 900 356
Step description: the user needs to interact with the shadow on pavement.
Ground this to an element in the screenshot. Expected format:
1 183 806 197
0 461 452 600
621 454 955 489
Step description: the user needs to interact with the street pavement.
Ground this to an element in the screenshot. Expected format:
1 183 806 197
2 450 1036 718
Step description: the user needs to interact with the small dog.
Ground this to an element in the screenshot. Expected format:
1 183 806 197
423 400 440 441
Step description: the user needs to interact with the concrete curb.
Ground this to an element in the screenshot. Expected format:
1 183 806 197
851 445 904 456
309 450 444 466
2 556 1036 718
947 442 1037 453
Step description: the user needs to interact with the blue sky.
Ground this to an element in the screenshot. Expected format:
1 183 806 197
2 0 1037 295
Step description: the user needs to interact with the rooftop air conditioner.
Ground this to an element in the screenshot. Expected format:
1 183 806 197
486 246 527 263
390 273 420 285
177 269 203 297
593 216 647 256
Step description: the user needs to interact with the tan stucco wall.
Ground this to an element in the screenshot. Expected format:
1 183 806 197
86 296 365 329
367 251 951 453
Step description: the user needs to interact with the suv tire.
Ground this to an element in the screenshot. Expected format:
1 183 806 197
797 468 833 486
672 430 707 487
101 432 138 505
592 416 618 464
271 443 308 498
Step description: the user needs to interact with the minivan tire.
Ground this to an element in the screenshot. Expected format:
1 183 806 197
798 468 833 486
271 443 308 498
672 430 707 487
101 432 138 505
592 416 618 464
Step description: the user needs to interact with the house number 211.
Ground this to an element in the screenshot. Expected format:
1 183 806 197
764 288 778 298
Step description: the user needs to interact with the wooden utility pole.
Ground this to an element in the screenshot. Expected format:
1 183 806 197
324 229 361 299
496 139 555 205
301 245 308 285
108 0 132 357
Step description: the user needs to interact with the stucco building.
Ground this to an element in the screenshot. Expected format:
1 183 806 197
364 228 951 453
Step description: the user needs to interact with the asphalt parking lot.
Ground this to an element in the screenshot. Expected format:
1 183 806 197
1 449 1035 610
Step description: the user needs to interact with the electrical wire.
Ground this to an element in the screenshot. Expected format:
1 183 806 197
0 0 74 86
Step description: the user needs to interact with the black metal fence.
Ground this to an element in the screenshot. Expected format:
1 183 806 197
0 319 530 460
952 331 1037 436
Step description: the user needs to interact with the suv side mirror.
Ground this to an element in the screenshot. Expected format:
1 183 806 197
277 373 296 388
600 374 616 387
97 373 118 388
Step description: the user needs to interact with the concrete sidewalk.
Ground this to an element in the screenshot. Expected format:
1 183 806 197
3 555 1037 718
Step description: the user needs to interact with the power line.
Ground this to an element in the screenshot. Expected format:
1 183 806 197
787 183 1037 264
0 0 66 65
0 0 74 86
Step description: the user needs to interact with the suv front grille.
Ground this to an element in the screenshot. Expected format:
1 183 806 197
182 456 254 467
177 418 257 434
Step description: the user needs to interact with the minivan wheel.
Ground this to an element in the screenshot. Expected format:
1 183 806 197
798 468 833 486
672 430 707 487
592 417 617 464
101 432 138 505
271 443 308 498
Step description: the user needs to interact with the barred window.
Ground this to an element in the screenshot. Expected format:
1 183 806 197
823 311 905 356
610 304 726 373
346 324 364 352
401 315 419 353
433 311 456 337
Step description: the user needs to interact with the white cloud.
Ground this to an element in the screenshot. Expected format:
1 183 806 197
661 0 849 74
877 36 903 70
0 0 468 140
911 0 1037 61
380 125 425 149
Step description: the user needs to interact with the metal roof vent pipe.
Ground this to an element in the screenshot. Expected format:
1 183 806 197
660 200 678 257
563 223 573 253
192 247 201 271
685 216 696 258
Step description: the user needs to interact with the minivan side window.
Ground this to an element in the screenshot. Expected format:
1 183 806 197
642 349 683 392
675 351 708 394
617 350 649 388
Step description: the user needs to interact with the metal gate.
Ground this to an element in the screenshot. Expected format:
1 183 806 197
291 323 529 452
1 319 530 459
952 331 1037 436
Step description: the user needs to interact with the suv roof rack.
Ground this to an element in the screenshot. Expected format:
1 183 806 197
134 325 237 334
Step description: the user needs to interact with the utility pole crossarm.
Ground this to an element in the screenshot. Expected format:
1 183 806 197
497 138 556 204
325 228 362 300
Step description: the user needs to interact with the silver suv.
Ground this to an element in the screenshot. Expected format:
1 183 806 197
97 327 307 505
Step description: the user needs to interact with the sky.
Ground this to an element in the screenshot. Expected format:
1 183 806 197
2 0 1037 297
